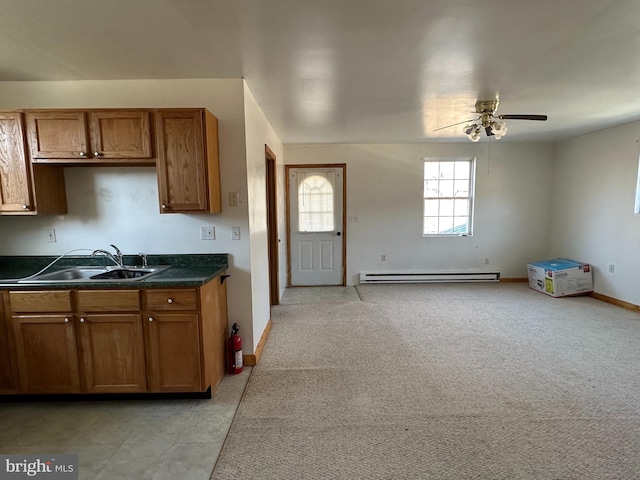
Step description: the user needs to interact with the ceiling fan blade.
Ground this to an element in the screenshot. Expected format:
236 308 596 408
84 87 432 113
498 114 548 121
485 126 494 137
433 118 475 132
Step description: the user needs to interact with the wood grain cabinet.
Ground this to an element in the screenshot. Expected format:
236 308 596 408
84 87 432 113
0 291 19 393
3 274 228 395
76 290 147 393
155 109 222 213
9 291 81 393
0 112 67 215
143 289 203 392
26 109 154 164
142 279 228 393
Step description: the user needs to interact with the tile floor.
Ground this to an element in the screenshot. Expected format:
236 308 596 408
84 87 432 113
0 368 251 480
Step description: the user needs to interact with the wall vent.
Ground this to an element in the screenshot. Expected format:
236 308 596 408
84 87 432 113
359 271 500 284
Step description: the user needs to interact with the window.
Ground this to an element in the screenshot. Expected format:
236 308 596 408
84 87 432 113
298 172 335 232
423 157 475 236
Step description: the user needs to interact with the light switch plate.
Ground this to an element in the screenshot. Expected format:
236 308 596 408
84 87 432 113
200 225 215 240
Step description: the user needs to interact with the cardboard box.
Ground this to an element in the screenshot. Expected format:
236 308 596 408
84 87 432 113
527 258 593 297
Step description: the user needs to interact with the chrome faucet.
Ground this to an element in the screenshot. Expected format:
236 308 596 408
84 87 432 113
92 244 124 268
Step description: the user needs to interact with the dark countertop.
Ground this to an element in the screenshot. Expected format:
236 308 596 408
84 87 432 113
0 254 228 289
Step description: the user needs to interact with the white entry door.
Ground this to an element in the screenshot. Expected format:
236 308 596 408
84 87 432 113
289 167 344 286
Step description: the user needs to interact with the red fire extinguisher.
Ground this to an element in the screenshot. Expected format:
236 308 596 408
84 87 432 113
228 323 243 375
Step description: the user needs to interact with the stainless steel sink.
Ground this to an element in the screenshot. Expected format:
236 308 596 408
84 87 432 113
18 265 170 283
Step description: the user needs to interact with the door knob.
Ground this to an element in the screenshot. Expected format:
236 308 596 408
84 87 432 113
336 232 342 236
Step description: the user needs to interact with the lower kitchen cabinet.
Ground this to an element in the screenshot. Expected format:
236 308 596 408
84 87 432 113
0 292 19 393
77 314 147 393
12 314 81 394
142 283 225 393
9 290 80 393
144 313 202 392
76 290 147 393
2 274 228 396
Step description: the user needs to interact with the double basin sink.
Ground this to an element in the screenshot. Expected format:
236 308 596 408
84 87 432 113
19 265 171 283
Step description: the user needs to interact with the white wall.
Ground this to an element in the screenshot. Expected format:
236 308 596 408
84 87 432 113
243 81 286 352
285 142 555 284
550 121 640 305
0 79 255 346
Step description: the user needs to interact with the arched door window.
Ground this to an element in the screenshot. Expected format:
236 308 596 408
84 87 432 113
298 172 335 232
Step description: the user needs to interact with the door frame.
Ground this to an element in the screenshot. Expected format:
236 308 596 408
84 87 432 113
285 163 347 287
265 145 280 306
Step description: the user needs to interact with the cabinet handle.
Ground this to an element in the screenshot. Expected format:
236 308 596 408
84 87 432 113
79 151 87 157
148 317 154 322
80 318 85 323
94 151 102 157
161 204 167 209
167 298 173 304
64 317 70 323
22 204 28 209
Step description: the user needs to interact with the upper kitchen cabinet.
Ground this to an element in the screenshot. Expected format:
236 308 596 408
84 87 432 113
0 111 67 215
89 110 153 161
155 109 222 213
25 109 154 164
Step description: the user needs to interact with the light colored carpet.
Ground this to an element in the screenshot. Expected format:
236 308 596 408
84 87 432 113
212 283 640 479
280 286 361 305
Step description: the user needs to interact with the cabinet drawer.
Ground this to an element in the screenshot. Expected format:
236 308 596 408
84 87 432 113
145 289 198 311
77 290 140 312
9 290 72 313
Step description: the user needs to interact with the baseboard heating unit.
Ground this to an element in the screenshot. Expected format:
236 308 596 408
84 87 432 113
359 271 501 284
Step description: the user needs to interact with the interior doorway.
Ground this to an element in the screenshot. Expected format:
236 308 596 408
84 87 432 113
265 145 280 306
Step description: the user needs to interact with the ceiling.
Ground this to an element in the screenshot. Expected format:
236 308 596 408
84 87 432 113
2 0 640 143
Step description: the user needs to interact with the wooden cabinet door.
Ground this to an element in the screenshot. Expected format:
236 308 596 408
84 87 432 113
26 111 90 160
0 112 34 213
155 109 221 213
76 314 147 393
144 313 203 392
89 110 153 160
0 292 18 393
12 314 81 393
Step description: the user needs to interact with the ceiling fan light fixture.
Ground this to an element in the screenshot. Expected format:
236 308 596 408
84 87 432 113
491 119 508 139
437 99 547 141
464 123 481 142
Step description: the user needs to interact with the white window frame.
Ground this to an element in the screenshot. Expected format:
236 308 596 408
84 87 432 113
423 157 476 237
297 171 336 232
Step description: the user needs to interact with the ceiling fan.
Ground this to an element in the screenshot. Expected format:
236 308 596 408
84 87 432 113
435 99 548 141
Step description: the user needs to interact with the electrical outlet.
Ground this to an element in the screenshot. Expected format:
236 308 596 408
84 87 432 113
200 225 215 240
484 257 490 265
381 254 386 262
232 226 241 240
608 263 615 273
229 192 239 207
47 228 57 243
